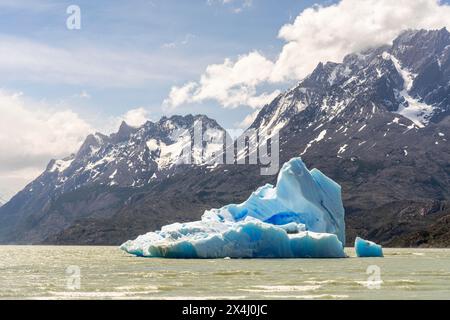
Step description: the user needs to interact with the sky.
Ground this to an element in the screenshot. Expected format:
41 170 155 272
1 0 450 200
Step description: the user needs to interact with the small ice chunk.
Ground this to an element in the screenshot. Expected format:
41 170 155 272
355 237 383 257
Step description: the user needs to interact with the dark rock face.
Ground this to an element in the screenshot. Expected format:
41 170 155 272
1 29 450 246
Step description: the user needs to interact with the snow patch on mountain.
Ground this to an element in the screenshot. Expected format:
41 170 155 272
257 90 306 138
301 130 327 155
388 53 435 128
158 135 191 169
338 144 348 155
49 158 74 173
146 139 159 152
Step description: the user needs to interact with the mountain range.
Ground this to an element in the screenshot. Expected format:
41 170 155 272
1 28 449 246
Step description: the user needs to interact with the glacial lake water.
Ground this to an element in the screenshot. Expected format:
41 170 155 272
0 246 449 300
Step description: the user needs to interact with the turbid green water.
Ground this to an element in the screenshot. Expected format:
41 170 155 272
0 246 449 300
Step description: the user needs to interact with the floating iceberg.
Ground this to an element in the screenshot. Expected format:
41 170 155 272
355 237 384 257
121 158 347 258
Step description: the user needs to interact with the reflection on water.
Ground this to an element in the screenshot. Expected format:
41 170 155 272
0 246 449 300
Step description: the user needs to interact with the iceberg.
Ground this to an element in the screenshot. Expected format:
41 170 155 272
121 158 347 258
355 237 384 257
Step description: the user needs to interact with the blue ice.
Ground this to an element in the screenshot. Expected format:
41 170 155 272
355 237 384 257
121 158 347 259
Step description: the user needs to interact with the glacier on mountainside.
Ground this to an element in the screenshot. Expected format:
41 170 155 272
355 237 384 258
121 158 347 258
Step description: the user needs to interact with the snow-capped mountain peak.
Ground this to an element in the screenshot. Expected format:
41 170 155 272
21 114 229 201
250 29 450 137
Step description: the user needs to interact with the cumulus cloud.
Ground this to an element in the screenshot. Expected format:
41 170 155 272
0 91 153 198
163 51 277 109
95 107 153 136
165 0 450 110
121 107 151 128
0 90 93 198
271 0 450 82
246 90 281 109
163 82 198 110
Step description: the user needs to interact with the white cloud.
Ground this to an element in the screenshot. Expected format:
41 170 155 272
0 91 153 198
163 82 198 110
163 51 276 109
271 0 450 82
121 107 151 128
246 90 281 109
166 0 450 110
96 107 153 135
0 90 93 198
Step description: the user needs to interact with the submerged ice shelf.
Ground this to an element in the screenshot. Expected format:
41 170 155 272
121 157 347 258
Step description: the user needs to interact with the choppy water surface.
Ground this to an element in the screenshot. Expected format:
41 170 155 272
0 246 449 300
